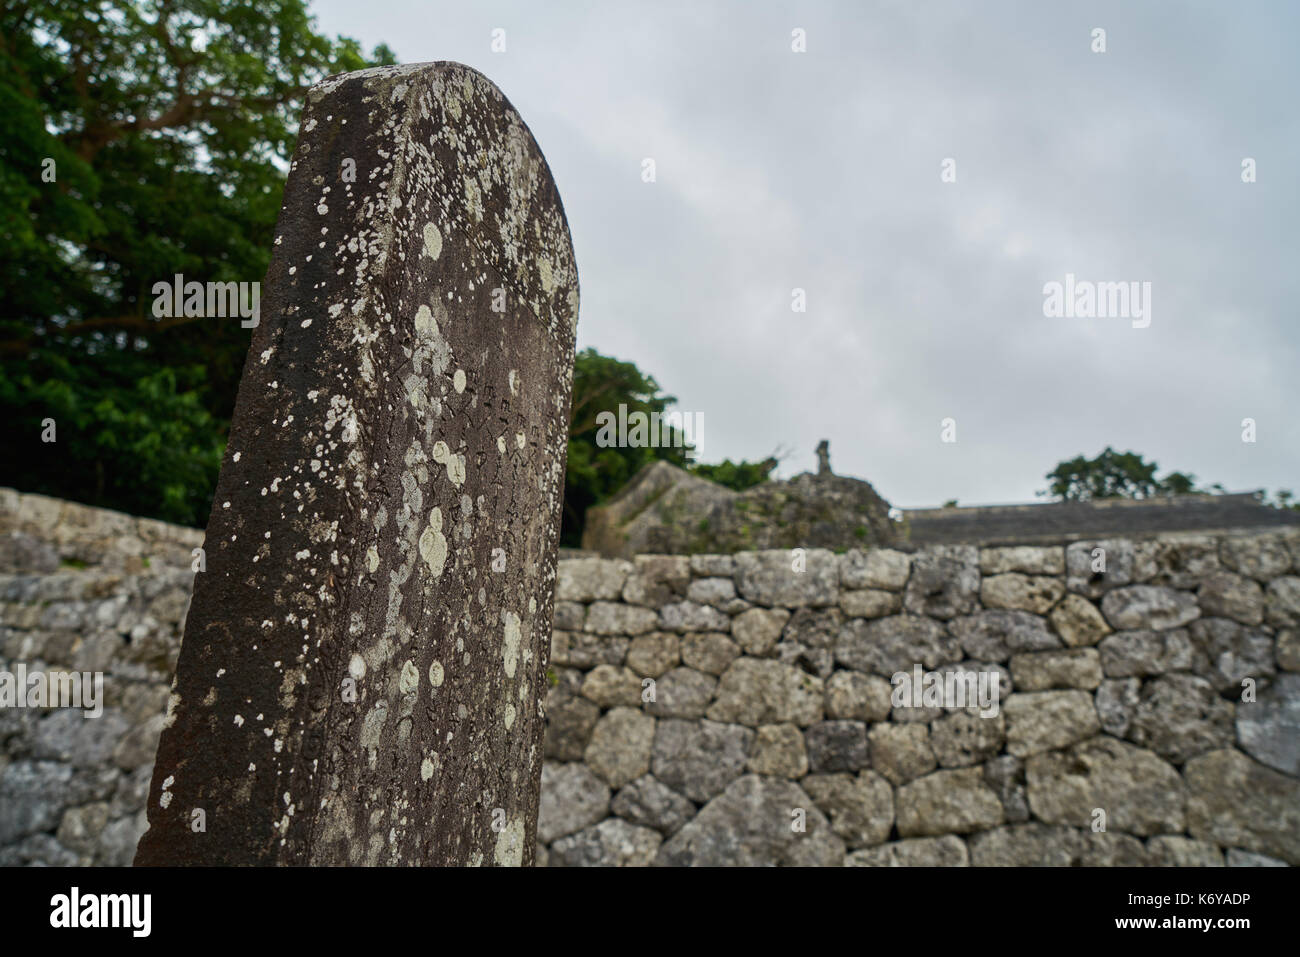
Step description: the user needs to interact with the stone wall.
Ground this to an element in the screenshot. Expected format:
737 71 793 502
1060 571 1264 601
3 488 1298 866
0 488 201 865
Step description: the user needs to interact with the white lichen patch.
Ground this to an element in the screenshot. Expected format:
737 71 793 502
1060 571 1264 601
360 703 389 769
162 691 182 729
423 222 442 260
324 394 358 444
366 546 379 573
417 507 448 577
447 454 466 486
453 368 466 393
493 817 525 866
429 660 444 687
502 611 522 679
504 702 515 730
400 659 420 694
463 176 484 222
421 756 436 781
349 654 367 680
431 441 466 487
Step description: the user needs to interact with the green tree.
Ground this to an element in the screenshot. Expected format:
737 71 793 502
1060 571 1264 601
1263 489 1300 512
1041 447 1206 502
563 348 694 545
0 0 394 525
690 457 777 492
562 348 779 546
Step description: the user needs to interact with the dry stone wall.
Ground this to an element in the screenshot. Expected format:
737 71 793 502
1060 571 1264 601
3 488 1299 866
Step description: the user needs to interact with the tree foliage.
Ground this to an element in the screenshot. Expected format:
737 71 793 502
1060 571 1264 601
1042 447 1206 502
690 457 777 492
562 349 780 545
563 348 692 545
0 1 394 525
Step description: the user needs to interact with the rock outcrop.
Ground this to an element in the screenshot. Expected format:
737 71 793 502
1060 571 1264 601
582 456 897 558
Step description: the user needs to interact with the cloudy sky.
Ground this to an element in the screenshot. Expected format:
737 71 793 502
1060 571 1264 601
312 0 1298 508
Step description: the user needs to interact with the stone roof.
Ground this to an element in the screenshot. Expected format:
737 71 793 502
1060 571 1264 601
901 493 1300 547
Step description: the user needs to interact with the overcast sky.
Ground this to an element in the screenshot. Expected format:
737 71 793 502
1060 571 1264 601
311 0 1298 508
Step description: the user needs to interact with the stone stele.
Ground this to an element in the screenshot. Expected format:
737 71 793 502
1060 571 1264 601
133 62 578 866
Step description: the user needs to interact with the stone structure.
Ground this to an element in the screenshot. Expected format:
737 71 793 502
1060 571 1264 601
130 62 579 866
4 489 1297 866
904 493 1300 545
583 457 897 558
584 459 1300 559
816 440 831 477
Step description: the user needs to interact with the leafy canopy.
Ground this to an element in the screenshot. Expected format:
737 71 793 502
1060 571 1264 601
0 0 395 524
1041 447 1206 502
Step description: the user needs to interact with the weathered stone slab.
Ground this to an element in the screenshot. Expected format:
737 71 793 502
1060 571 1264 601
1101 585 1200 631
1219 535 1291 580
734 549 839 608
804 721 870 773
929 709 1006 768
802 770 894 848
904 546 980 619
747 723 809 779
537 762 610 845
868 722 937 785
1009 648 1102 691
835 614 960 677
1198 571 1264 625
1185 749 1300 865
548 818 661 867
980 573 1065 615
1145 836 1225 867
979 546 1064 576
1098 628 1198 678
584 707 655 790
706 658 824 727
1128 674 1234 763
950 609 1058 661
895 767 1004 837
839 548 911 590
1003 690 1100 757
135 62 579 866
1025 738 1185 836
847 834 968 866
655 775 845 866
1236 673 1300 774
610 775 695 835
651 719 752 803
1048 593 1111 647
